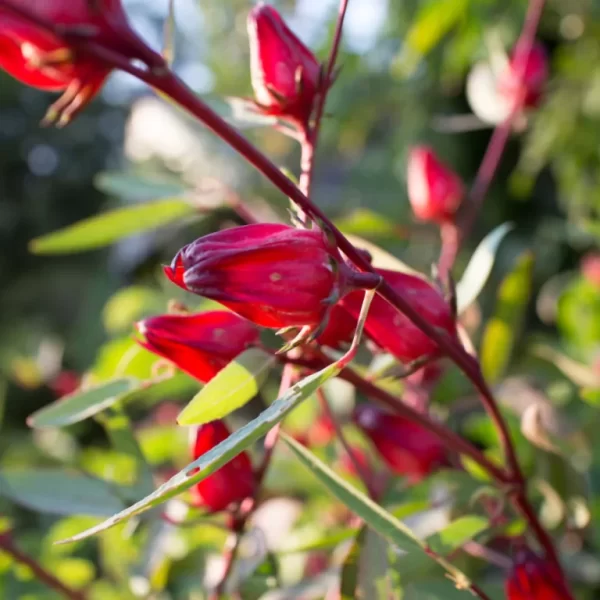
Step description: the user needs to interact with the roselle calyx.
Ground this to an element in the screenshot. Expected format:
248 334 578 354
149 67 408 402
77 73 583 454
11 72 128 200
136 311 260 384
247 2 321 127
353 404 449 482
0 0 161 125
407 146 464 224
505 548 572 600
341 268 457 364
164 224 371 341
498 41 548 110
189 420 256 512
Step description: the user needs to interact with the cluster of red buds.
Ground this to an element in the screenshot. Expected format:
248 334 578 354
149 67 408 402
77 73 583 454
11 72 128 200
0 2 573 598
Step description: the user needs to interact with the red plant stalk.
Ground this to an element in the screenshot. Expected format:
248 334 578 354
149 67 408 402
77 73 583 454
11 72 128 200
0 531 87 600
0 0 569 590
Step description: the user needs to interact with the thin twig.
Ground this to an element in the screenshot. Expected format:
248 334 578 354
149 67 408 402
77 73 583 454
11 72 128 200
0 532 87 600
299 0 350 197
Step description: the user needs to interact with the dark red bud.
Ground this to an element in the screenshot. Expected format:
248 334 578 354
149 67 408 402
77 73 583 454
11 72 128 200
190 420 255 512
0 0 158 124
164 224 351 331
505 548 571 600
341 268 457 364
353 404 448 482
498 41 548 109
48 370 80 398
407 146 464 223
248 2 320 125
136 311 260 384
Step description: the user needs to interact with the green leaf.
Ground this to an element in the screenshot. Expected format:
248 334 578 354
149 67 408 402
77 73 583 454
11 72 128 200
480 251 534 384
95 171 186 201
282 435 474 591
456 222 515 314
29 198 196 254
0 470 124 517
393 0 469 77
27 378 139 429
425 516 488 555
335 208 402 240
341 526 392 600
177 348 276 425
56 363 340 544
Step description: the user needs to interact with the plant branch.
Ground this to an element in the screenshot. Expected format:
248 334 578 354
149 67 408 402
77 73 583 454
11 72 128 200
0 532 87 600
299 0 350 197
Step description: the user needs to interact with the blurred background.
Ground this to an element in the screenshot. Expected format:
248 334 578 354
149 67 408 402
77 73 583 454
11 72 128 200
2 0 600 598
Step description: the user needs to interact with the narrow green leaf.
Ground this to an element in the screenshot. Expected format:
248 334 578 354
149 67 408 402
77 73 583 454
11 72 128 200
177 348 276 426
481 251 534 384
30 198 196 254
0 470 124 517
27 378 138 429
456 222 515 314
56 363 340 544
282 434 474 591
425 515 488 556
95 171 186 201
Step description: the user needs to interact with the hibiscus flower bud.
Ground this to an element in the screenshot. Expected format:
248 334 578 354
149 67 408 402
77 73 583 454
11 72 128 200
190 420 256 512
164 224 354 332
248 2 321 126
506 548 571 600
136 311 260 384
341 268 457 364
498 41 548 110
407 146 464 223
0 0 161 125
353 404 448 482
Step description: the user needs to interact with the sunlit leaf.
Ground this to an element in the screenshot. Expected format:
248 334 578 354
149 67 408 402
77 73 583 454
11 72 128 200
0 470 124 517
177 348 276 425
29 198 196 254
345 234 418 274
480 251 534 384
456 222 515 314
27 378 138 429
425 515 488 555
56 363 341 544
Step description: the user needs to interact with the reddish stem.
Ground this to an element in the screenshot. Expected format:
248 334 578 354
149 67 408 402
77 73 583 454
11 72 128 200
0 532 87 600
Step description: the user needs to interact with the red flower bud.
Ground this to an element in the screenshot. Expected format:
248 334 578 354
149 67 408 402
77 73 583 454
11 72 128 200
48 370 80 398
248 2 321 125
506 549 571 600
0 0 158 124
164 224 351 331
581 252 600 288
136 311 260 384
353 404 448 482
498 42 548 110
341 268 456 364
316 303 357 348
190 420 255 512
407 146 464 223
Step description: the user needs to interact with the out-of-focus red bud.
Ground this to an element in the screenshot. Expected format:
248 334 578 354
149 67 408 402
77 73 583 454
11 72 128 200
0 0 159 125
341 268 457 364
48 370 80 398
316 303 357 349
581 252 600 288
190 420 255 512
505 548 571 600
498 42 548 109
338 446 370 477
136 311 259 384
164 224 353 331
353 404 448 482
407 146 464 223
248 2 321 125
